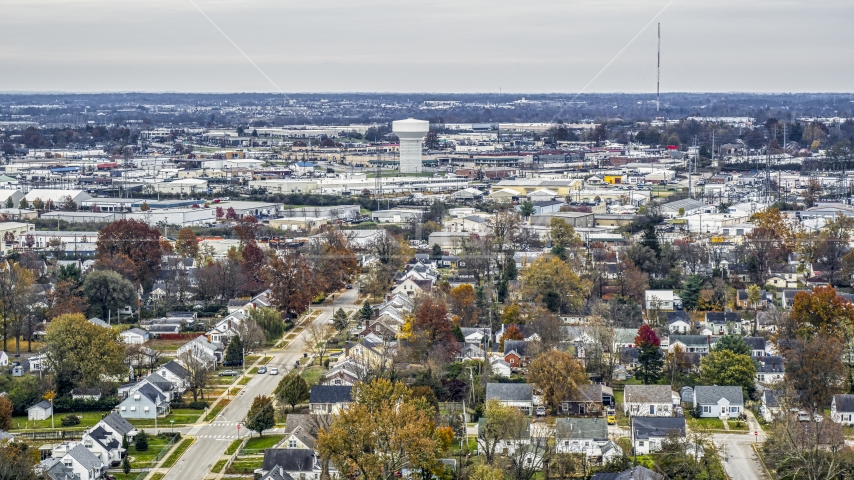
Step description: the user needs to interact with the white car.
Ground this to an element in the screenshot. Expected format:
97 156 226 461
269 367 279 375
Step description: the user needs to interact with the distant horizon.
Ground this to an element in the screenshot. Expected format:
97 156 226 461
1 91 853 96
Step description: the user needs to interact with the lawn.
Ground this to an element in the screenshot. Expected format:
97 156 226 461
225 438 244 455
242 435 284 454
10 411 112 431
161 438 195 468
238 376 252 386
300 366 324 386
248 366 259 374
150 475 165 480
205 398 232 422
128 411 198 428
227 457 265 474
125 436 172 465
211 459 228 473
687 417 726 431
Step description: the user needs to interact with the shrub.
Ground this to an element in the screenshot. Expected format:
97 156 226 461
135 431 149 451
188 401 209 410
60 415 80 427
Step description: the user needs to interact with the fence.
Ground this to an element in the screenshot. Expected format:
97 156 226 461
155 333 205 341
127 433 181 480
14 430 84 441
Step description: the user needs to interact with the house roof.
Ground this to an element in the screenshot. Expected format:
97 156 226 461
624 385 672 404
705 312 742 324
566 384 613 403
101 412 135 437
66 443 103 471
308 386 352 404
71 388 101 396
669 335 710 347
86 426 120 451
763 390 781 409
664 311 690 324
754 356 785 373
554 417 608 441
503 340 529 357
30 400 52 410
485 383 533 402
591 466 664 480
262 449 316 472
261 465 296 480
743 336 766 350
833 394 854 412
632 417 686 439
694 386 743 406
122 328 149 337
160 359 190 380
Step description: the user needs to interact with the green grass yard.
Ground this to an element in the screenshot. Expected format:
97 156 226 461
161 438 195 468
241 435 284 454
300 366 324 386
10 411 110 431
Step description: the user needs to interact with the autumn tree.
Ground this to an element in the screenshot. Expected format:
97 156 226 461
528 350 588 413
699 350 756 396
548 217 581 261
245 395 275 437
264 251 317 317
96 219 164 288
519 255 589 313
782 336 847 410
478 399 529 465
82 270 137 319
44 313 126 396
47 279 89 319
175 227 199 259
404 296 458 362
789 285 854 339
0 261 35 353
178 349 210 402
499 325 524 350
275 372 310 411
309 229 359 293
0 396 12 431
0 442 40 480
317 379 450 480
303 325 335 367
635 324 664 384
449 284 478 326
93 253 138 283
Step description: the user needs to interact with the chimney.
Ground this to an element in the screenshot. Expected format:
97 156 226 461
345 341 350 357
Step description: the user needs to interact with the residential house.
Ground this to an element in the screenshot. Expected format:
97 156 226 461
503 340 529 368
456 343 486 361
120 328 149 344
623 385 673 417
81 426 123 466
485 383 534 416
55 444 105 480
391 278 430 297
736 289 771 309
117 383 169 419
664 312 691 334
460 327 491 345
176 335 223 367
261 449 325 480
156 360 191 395
614 328 638 350
560 384 615 416
830 394 854 426
489 358 512 377
477 416 531 457
644 290 680 311
755 312 780 333
308 386 352 414
28 400 53 420
281 414 329 450
782 289 807 309
591 466 664 480
754 356 785 385
668 335 711 354
704 312 743 335
744 337 767 357
760 390 782 423
692 386 743 419
631 417 686 455
554 417 608 454
96 412 137 443
767 265 804 290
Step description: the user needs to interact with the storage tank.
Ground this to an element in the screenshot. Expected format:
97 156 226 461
392 118 429 173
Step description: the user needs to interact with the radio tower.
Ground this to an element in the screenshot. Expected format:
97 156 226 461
655 23 661 114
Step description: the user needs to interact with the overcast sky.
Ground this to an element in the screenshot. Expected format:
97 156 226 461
2 0 852 93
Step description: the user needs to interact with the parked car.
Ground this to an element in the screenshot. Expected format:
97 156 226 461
269 367 279 375
219 370 239 377
535 406 546 417
257 366 267 374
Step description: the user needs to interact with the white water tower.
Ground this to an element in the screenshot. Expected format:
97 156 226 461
392 118 429 173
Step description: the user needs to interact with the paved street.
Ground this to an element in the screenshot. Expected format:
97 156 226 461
161 288 361 480
712 412 767 480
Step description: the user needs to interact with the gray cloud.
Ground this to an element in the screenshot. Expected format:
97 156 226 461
1 0 852 92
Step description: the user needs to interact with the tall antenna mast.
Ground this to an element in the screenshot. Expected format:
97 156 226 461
655 22 661 113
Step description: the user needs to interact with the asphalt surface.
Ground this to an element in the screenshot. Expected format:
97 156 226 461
161 288 361 480
712 412 767 480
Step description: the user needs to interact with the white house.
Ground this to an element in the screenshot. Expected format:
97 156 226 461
486 383 534 416
28 400 53 421
308 386 353 414
831 394 854 426
623 385 673 417
754 356 785 385
120 328 149 344
117 384 169 419
631 417 687 455
48 443 105 480
645 290 680 311
693 386 743 419
489 357 512 378
554 418 610 457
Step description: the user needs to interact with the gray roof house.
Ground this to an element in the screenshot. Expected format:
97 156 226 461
117 383 168 419
693 386 744 419
486 383 534 415
63 443 105 480
631 417 686 455
554 417 608 454
261 449 323 480
831 394 854 426
309 386 353 414
623 385 673 417
28 400 53 421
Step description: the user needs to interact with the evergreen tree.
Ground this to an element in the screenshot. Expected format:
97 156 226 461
245 395 275 437
358 301 373 320
680 275 704 311
641 223 660 256
134 431 149 451
122 456 131 475
503 256 518 281
430 243 443 260
333 308 349 331
224 335 244 366
635 325 664 384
